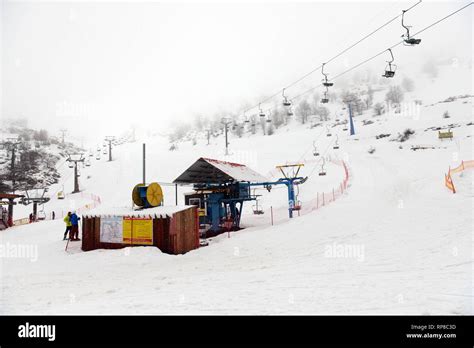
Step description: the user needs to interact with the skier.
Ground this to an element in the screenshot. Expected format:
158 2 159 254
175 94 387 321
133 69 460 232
63 212 72 240
70 211 81 241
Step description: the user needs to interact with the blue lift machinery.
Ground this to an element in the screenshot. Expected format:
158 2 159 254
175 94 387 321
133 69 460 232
173 158 307 234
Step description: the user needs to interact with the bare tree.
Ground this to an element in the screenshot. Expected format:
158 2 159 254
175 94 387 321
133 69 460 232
296 99 312 124
385 86 404 106
373 102 385 116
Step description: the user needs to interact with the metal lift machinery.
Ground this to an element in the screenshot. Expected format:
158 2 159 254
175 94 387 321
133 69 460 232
173 158 307 234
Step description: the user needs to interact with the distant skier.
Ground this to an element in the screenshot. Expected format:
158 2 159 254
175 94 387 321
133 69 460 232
70 211 81 241
63 212 72 240
52 211 55 220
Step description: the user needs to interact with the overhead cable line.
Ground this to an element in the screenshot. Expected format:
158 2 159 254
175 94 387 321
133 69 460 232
241 0 423 115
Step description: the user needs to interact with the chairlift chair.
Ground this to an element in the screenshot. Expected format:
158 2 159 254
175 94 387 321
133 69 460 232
326 125 332 137
252 198 264 215
382 49 397 78
319 158 327 176
259 103 265 118
333 135 340 149
37 209 46 221
57 191 65 200
68 162 74 168
266 111 272 123
401 9 421 46
282 88 292 107
293 200 302 211
292 185 302 211
287 106 294 117
321 87 329 104
313 141 320 156
321 63 334 87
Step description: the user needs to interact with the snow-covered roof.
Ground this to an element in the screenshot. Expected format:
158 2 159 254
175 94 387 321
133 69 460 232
83 205 193 218
173 157 268 184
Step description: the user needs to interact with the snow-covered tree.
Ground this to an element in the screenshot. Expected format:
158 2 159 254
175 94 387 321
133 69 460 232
373 102 385 116
296 99 312 124
402 77 415 92
341 91 364 115
385 86 404 106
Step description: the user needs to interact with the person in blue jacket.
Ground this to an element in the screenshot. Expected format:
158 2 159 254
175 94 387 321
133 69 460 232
70 211 81 241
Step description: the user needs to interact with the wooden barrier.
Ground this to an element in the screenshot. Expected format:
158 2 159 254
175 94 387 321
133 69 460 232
438 130 453 140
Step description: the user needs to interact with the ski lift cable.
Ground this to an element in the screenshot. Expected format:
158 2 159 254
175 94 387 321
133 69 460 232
244 1 469 121
323 0 421 67
239 0 423 116
330 2 472 81
288 2 471 105
307 137 337 178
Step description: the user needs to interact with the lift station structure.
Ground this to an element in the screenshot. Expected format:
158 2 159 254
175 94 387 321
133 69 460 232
174 158 307 234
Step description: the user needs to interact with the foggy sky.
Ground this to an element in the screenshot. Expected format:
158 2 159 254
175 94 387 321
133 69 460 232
1 0 472 144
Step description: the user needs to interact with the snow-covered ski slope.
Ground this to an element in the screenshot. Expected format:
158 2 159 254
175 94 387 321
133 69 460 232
0 64 472 314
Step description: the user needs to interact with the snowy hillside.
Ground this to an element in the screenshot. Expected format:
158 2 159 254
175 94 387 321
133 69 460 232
0 63 472 314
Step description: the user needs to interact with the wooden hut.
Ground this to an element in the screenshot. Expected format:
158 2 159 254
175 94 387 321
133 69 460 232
0 193 24 230
81 205 199 255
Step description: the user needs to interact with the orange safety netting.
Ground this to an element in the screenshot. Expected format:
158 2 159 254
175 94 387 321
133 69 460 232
449 160 474 174
445 172 456 194
444 160 473 193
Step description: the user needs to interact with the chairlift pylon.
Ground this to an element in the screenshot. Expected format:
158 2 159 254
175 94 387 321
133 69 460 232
382 49 397 78
401 9 421 45
321 63 334 87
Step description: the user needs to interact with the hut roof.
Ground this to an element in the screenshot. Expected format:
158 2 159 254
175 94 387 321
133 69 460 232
0 193 24 200
84 205 193 218
173 157 268 184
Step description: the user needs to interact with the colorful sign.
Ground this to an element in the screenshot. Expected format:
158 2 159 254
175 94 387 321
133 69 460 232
123 217 153 245
100 216 123 243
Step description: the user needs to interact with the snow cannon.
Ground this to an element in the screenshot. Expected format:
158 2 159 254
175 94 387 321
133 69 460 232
132 182 163 208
